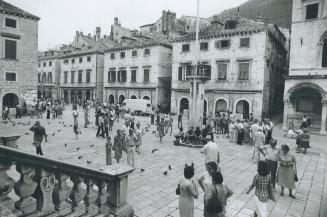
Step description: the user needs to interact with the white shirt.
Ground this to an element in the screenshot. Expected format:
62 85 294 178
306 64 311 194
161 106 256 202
201 141 219 164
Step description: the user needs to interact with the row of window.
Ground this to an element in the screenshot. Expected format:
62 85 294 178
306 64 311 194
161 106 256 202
108 68 150 83
181 37 250 52
110 48 151 60
38 73 52 83
63 70 91 84
38 61 52 68
178 60 251 81
62 56 91 64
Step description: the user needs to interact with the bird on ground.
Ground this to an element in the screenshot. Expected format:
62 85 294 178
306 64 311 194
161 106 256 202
24 132 29 135
48 122 51 125
87 160 92 164
70 125 73 127
78 156 83 159
99 168 104 171
51 133 55 136
63 125 67 127
168 165 172 170
58 129 61 132
151 149 159 153
140 168 145 172
59 122 61 124
64 143 67 147
152 130 156 134
163 171 168 175
90 144 95 147
76 147 80 151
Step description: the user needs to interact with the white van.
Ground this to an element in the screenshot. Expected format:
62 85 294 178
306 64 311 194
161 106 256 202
121 99 152 115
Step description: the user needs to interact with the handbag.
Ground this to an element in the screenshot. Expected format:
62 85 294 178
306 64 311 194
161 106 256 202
205 186 223 214
175 184 180 195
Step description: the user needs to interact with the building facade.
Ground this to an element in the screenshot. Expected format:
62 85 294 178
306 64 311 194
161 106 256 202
171 16 288 121
283 0 327 133
37 50 61 100
0 0 39 112
103 35 172 107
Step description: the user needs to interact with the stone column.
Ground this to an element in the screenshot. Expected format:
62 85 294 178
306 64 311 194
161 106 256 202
68 90 71 104
282 99 289 131
320 100 327 134
82 90 86 103
107 176 134 217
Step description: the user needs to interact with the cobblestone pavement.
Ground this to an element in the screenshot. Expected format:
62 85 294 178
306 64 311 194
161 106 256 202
1 106 327 217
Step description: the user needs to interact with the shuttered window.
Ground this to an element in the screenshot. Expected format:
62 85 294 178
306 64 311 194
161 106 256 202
5 39 17 59
131 70 137 82
238 61 250 80
144 69 150 82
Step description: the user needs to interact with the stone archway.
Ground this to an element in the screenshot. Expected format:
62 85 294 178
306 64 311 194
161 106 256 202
3 93 19 108
143 96 150 100
179 97 189 112
235 100 250 120
283 82 326 133
130 95 137 99
108 94 115 103
215 99 228 115
119 95 125 104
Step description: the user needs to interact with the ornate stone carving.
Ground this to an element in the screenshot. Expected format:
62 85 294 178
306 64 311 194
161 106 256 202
84 179 98 215
33 168 55 216
53 173 71 216
14 164 37 215
95 180 108 214
69 175 86 215
0 160 15 212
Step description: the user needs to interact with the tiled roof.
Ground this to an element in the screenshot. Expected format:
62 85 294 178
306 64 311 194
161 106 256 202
60 39 118 58
0 0 40 20
174 17 267 42
105 33 172 52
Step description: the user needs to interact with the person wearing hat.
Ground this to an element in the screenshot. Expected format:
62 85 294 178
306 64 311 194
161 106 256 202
29 121 47 155
125 128 138 168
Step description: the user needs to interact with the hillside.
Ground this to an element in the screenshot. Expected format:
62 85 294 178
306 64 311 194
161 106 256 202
212 0 293 29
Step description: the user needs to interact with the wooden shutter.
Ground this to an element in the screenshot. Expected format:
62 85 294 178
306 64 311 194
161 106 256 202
178 67 183 80
5 39 17 59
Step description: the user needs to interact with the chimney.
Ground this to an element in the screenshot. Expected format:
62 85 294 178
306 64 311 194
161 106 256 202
80 31 83 36
114 17 120 26
96 27 101 41
75 31 80 37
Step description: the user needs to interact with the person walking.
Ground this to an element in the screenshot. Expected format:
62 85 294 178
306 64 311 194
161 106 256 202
103 114 110 138
277 144 297 199
246 161 275 217
29 121 47 155
83 103 90 128
113 129 123 163
105 136 113 165
72 104 79 124
253 127 265 162
96 114 104 138
201 138 220 170
178 163 198 217
125 128 138 168
135 122 143 154
73 122 81 140
158 117 165 143
168 113 173 134
236 120 244 145
297 129 310 154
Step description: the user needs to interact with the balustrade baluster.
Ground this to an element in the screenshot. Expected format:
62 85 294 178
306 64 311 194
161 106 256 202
14 164 37 216
33 168 56 216
0 160 15 215
69 175 86 216
95 181 108 214
84 178 98 216
53 173 71 216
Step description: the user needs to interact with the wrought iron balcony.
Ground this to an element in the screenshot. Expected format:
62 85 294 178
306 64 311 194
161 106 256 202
0 146 134 217
185 64 211 81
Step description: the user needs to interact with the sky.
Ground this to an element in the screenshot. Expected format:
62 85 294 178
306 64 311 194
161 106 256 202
6 0 248 51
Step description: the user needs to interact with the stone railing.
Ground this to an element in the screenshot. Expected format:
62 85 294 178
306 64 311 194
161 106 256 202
0 146 134 217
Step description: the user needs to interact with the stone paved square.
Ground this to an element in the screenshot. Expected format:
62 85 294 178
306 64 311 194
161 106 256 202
1 106 327 217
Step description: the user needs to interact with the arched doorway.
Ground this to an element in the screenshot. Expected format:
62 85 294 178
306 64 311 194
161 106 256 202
179 97 189 112
3 93 19 108
64 90 68 103
78 90 82 101
143 96 150 100
288 86 323 130
203 99 208 125
108 94 114 103
119 95 125 104
236 100 250 119
130 95 137 99
86 90 90 101
215 99 227 115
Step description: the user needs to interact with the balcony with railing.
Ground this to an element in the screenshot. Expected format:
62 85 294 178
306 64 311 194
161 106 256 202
185 64 211 81
0 145 134 217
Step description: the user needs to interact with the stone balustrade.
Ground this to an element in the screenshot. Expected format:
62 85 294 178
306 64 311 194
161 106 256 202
0 146 134 217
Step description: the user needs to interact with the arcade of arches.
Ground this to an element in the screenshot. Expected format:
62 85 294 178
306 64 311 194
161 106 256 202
107 94 151 104
62 89 93 104
283 83 327 134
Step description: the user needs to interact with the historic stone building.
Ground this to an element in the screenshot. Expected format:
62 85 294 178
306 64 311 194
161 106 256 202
170 16 288 120
103 34 172 106
37 50 61 100
60 28 117 103
0 0 39 112
283 0 327 133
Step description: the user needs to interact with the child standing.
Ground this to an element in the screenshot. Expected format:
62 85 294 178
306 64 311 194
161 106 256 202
73 123 81 140
105 136 113 165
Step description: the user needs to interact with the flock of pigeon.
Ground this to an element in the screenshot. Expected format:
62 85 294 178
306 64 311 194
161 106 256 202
1 117 175 176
